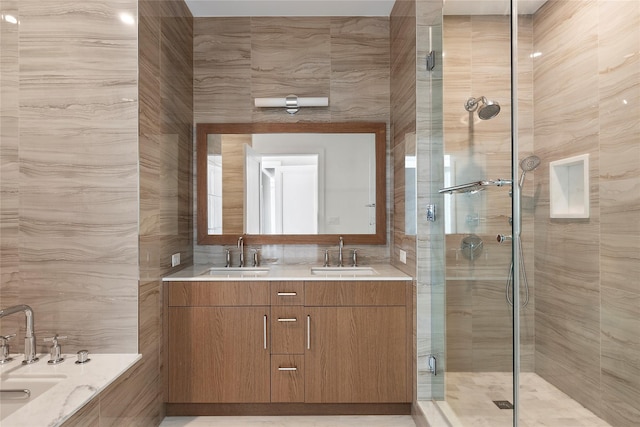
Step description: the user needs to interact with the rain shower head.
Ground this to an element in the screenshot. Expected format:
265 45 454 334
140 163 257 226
518 155 541 188
465 96 501 120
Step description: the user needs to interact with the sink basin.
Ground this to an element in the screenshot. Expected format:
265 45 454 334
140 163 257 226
201 267 270 276
310 266 377 276
1 374 66 420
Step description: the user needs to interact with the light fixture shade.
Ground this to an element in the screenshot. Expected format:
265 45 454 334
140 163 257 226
254 95 329 114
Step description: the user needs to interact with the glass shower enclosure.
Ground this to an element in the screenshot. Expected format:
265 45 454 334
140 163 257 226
422 0 640 426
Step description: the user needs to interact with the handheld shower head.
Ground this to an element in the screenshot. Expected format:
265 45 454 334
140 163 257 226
518 155 541 188
520 155 541 172
465 96 501 120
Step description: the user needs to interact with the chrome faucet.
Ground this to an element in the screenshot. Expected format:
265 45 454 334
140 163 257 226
338 236 344 267
237 236 244 267
0 304 39 364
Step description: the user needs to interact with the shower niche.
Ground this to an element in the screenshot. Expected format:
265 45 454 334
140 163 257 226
549 154 590 218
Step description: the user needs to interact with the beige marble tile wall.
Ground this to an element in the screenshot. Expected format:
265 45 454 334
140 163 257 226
138 0 193 424
192 16 391 266
442 15 535 373
390 0 418 404
391 0 417 278
0 0 139 353
1 0 193 424
0 0 20 336
533 1 640 425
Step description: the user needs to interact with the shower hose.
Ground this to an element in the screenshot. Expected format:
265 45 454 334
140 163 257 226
506 238 530 308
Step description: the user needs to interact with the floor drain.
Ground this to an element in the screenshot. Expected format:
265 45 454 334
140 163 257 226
493 400 514 410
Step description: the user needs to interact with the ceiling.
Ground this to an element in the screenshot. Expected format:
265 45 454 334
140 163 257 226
185 0 548 17
185 0 395 17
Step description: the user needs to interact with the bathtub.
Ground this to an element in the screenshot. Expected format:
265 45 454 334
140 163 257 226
0 353 140 426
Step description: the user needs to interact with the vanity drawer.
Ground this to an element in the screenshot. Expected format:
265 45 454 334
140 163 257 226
304 281 407 306
168 281 269 306
270 282 304 306
271 355 304 402
271 306 305 354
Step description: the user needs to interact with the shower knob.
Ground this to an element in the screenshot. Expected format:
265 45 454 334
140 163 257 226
496 234 512 243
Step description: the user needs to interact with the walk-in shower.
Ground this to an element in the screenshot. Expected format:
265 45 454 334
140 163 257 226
464 96 501 120
424 1 638 425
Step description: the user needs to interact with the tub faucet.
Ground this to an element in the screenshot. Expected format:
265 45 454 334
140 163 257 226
338 236 344 267
237 236 244 267
0 304 39 364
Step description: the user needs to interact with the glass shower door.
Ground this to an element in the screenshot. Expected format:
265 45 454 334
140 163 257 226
435 1 520 426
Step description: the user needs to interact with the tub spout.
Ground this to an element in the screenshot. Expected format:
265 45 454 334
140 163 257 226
0 304 39 364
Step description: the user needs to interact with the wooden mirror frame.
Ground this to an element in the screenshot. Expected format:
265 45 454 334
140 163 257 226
197 122 387 245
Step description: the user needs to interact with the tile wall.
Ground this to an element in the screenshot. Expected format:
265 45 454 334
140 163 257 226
533 1 640 425
192 16 391 267
0 0 139 353
0 0 193 424
138 0 193 424
390 0 418 404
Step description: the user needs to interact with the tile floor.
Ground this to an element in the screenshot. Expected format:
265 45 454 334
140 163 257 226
160 415 416 427
445 372 612 427
159 372 613 427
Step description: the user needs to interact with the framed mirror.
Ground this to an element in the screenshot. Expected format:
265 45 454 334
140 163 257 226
197 122 386 245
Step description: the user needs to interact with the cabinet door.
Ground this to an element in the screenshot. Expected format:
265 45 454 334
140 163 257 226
305 306 407 403
168 306 270 403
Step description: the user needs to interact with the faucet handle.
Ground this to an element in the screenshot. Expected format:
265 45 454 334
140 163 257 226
225 248 232 267
44 334 67 344
252 249 260 267
44 335 66 365
0 334 16 364
352 249 358 267
1 333 16 343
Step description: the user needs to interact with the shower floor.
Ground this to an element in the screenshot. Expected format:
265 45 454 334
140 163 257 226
441 372 611 427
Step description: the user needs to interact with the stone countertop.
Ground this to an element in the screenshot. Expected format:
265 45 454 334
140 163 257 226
163 263 413 281
0 353 141 427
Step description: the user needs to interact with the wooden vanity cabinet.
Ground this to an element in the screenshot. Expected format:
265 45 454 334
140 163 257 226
166 278 411 411
167 281 271 403
304 281 409 403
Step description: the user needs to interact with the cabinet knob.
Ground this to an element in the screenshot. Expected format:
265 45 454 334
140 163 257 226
278 367 297 371
277 318 297 322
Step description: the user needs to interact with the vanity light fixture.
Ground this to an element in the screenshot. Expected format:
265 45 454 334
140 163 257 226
254 95 329 114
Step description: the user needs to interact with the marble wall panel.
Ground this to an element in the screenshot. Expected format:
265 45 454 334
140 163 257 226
533 1 640 424
9 0 139 353
391 0 417 277
331 17 390 122
0 0 21 335
138 0 194 424
1 0 192 421
193 17 391 266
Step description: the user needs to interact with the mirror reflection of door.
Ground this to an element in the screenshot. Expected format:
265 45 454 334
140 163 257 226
244 145 262 234
249 153 319 235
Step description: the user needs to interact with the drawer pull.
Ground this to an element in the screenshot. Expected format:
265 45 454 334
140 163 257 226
277 292 297 296
263 315 268 350
306 315 311 350
278 367 297 371
277 318 297 322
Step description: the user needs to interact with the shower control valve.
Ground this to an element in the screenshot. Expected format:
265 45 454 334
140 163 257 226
496 234 513 243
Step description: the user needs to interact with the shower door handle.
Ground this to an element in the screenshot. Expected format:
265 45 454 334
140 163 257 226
497 234 512 243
